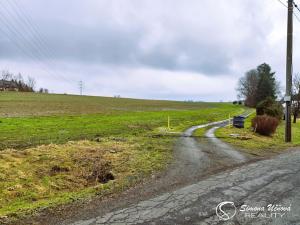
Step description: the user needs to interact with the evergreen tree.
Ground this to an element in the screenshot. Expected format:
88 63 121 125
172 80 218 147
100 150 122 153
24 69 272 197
255 63 277 105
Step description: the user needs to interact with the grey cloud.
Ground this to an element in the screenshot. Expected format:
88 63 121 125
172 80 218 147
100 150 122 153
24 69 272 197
39 21 233 75
0 0 293 100
138 38 232 74
0 0 269 75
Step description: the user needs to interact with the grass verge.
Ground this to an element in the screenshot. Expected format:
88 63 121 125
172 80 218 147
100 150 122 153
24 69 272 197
0 137 173 218
215 113 300 156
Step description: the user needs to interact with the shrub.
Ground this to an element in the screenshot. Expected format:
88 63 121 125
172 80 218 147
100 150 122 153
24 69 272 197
233 101 237 105
251 115 279 136
256 97 283 120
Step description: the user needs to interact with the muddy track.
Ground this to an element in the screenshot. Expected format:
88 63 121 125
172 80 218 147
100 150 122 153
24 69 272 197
17 113 255 225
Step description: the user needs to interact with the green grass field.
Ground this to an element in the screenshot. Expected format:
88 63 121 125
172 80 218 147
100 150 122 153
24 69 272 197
0 92 245 219
0 92 245 150
0 92 215 117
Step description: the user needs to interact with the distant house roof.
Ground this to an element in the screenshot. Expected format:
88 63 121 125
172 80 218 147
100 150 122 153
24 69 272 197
0 80 18 88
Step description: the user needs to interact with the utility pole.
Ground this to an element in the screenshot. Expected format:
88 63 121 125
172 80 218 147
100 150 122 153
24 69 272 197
285 0 293 142
79 80 83 96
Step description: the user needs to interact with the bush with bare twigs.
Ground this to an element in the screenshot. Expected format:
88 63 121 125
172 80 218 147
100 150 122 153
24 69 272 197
252 115 279 136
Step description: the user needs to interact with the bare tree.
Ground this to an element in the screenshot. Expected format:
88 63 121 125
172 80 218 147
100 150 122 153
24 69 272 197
27 76 36 91
1 70 13 80
292 73 300 123
237 69 259 107
14 73 23 82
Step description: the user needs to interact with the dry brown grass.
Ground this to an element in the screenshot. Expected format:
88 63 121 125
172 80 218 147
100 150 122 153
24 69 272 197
0 137 173 218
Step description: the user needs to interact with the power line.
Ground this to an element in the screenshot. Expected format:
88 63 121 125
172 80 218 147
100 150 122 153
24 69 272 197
7 0 59 64
9 0 71 82
292 1 300 21
275 0 300 22
293 0 300 11
0 1 49 61
0 1 60 70
294 12 300 22
0 10 56 78
276 0 288 8
0 0 70 83
0 6 58 80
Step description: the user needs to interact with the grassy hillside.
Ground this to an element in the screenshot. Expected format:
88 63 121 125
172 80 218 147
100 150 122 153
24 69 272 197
0 92 246 219
0 92 215 117
0 92 244 150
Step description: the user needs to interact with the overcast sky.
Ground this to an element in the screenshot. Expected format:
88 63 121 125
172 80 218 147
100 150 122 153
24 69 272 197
0 0 298 101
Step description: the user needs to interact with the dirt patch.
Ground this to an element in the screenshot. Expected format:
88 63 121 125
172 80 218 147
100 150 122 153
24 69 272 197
86 160 115 184
50 165 70 175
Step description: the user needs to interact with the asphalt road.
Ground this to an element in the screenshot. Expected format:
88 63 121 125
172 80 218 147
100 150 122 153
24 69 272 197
70 147 300 225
